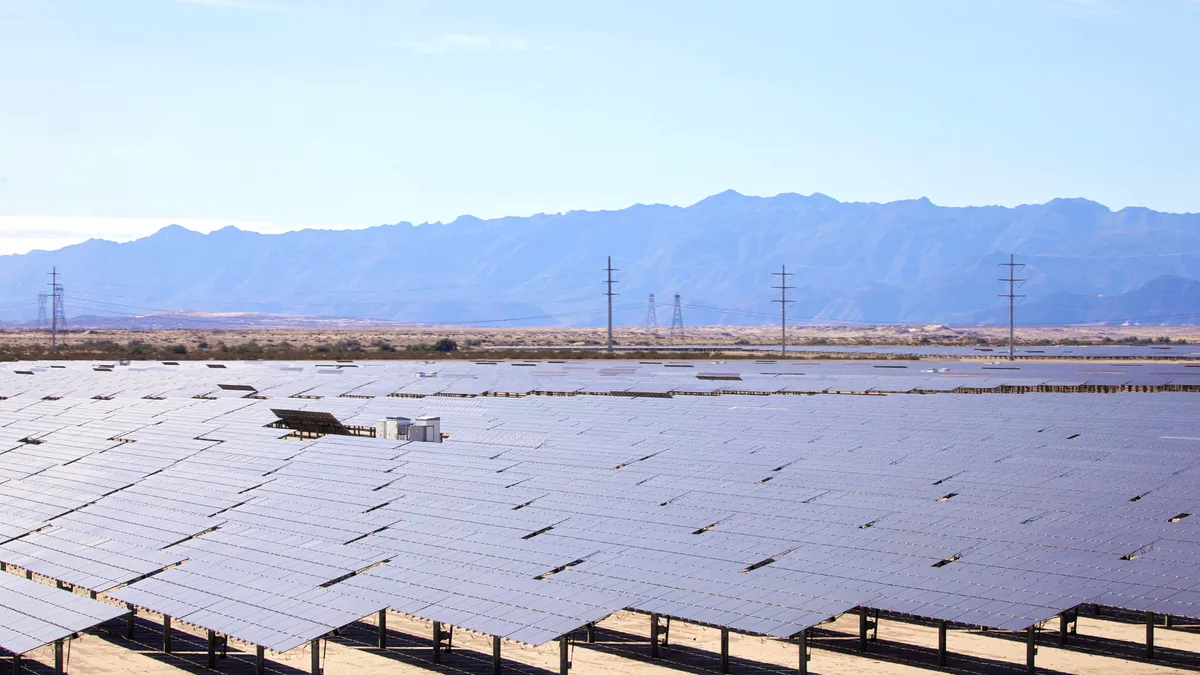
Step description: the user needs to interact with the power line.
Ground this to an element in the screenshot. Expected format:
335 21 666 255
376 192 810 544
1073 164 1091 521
61 271 599 297
998 253 1025 361
771 264 795 356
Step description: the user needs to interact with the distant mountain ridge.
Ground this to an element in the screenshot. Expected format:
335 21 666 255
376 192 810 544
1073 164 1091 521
3 191 1200 326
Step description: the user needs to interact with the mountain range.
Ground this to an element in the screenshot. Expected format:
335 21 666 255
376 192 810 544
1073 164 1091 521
3 190 1200 327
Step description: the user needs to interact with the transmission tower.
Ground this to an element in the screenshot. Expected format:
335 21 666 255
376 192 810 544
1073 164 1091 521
48 267 66 349
36 292 48 331
669 294 684 340
998 254 1025 361
645 293 658 333
604 256 619 352
772 264 795 356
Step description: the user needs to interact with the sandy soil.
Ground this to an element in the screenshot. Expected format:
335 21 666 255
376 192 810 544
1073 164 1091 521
17 606 1199 675
1 325 1196 354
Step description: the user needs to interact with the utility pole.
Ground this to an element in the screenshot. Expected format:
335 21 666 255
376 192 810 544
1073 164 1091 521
48 267 66 350
998 254 1025 361
645 293 658 334
772 265 795 356
670 294 684 340
604 256 619 352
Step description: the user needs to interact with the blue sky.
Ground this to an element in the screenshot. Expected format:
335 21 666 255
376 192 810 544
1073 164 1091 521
1 0 1198 254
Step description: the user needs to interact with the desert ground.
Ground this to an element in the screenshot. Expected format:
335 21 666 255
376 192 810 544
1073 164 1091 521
17 604 1200 675
0 324 1196 358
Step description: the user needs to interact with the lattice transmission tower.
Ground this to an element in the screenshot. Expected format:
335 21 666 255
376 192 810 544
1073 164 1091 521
645 293 658 333
669 294 684 340
36 292 48 330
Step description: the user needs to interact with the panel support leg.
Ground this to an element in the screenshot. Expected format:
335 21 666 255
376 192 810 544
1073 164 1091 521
859 607 868 652
559 635 569 675
11 654 20 675
1059 613 1068 645
1165 614 1173 628
720 627 729 673
311 638 320 675
650 614 660 659
255 646 265 675
1026 626 1036 675
798 629 809 675
432 622 442 664
377 610 386 650
1146 612 1154 660
54 639 63 674
207 630 217 668
126 605 135 640
492 635 502 675
938 620 947 666
163 615 172 654
586 622 595 643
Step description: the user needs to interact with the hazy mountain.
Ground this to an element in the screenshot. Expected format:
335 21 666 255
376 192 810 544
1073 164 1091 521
979 276 1200 326
3 191 1200 326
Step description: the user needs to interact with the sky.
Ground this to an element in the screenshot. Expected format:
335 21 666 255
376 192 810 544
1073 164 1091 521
1 0 1199 255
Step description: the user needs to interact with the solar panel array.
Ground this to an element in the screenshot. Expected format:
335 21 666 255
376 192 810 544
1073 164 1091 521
0 360 1199 657
3 358 1200 400
495 343 1200 359
0 573 128 655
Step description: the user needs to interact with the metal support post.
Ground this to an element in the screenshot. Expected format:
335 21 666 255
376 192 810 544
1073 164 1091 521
798 629 809 675
221 636 228 659
208 630 217 668
11 654 20 675
255 646 265 675
311 638 320 675
24 570 30 580
88 591 96 600
559 635 569 675
126 605 135 640
1146 611 1154 659
163 615 172 653
1165 614 1173 628
377 610 386 649
586 622 595 643
433 622 442 663
54 639 63 674
492 635 502 675
859 607 868 651
720 627 730 673
938 620 947 666
1026 626 1036 674
650 613 660 659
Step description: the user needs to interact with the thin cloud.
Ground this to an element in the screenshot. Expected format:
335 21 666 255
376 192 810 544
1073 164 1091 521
394 33 548 56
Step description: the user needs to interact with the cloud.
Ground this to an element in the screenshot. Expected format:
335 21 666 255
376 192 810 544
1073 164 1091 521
394 33 547 56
